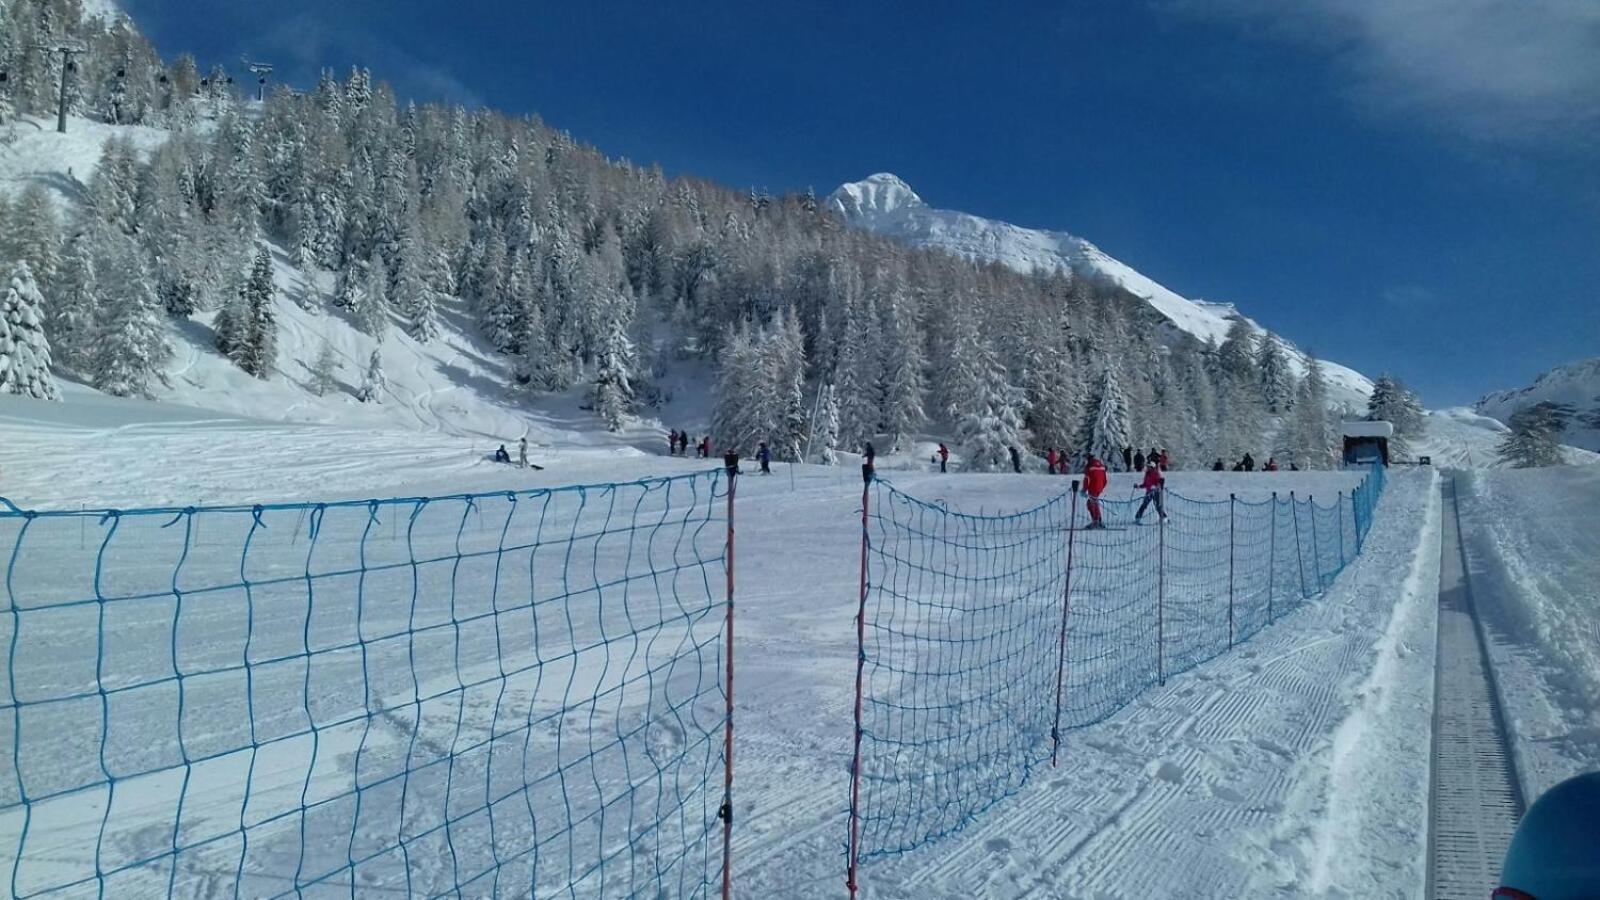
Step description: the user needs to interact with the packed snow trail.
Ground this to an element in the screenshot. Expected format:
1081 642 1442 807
1427 475 1522 898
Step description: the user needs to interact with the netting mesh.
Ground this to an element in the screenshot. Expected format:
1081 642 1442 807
847 465 1386 872
1 471 732 899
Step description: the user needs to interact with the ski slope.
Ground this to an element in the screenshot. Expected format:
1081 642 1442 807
0 395 1445 897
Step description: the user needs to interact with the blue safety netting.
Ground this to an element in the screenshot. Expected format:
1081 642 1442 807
847 464 1385 868
1 471 732 899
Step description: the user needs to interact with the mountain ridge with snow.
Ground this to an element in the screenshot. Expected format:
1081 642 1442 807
827 173 1374 409
1475 357 1600 452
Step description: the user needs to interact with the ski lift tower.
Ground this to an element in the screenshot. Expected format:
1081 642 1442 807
244 60 274 102
30 38 87 133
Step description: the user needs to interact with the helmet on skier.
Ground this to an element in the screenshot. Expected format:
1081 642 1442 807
1495 772 1600 899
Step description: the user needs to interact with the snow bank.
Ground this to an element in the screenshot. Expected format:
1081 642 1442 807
1455 467 1600 803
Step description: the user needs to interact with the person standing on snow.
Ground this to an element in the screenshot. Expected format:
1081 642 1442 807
1159 449 1170 471
1122 446 1134 472
1133 449 1146 472
518 437 529 468
1263 457 1279 472
1046 448 1059 475
938 443 949 473
1134 459 1167 523
1009 446 1022 473
1242 452 1256 472
1212 457 1225 471
757 441 772 475
1083 454 1109 529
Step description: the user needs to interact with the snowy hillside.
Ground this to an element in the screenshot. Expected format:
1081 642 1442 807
1475 357 1600 452
828 173 1373 408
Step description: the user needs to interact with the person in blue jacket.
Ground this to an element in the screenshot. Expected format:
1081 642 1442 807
757 441 772 475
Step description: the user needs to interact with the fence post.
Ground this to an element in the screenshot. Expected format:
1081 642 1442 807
1157 488 1166 686
1268 492 1277 623
1051 480 1081 767
1291 491 1308 598
846 463 874 899
1227 493 1235 648
1338 491 1347 566
1309 494 1320 590
720 458 738 900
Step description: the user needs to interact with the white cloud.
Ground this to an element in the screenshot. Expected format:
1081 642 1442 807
1167 0 1600 147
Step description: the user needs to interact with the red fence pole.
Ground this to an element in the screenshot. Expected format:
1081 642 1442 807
846 463 873 898
721 459 738 900
1050 480 1081 767
1227 493 1235 648
1157 487 1166 686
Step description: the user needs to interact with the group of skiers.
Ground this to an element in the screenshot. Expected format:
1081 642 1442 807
666 429 714 459
1079 453 1167 528
1208 453 1295 472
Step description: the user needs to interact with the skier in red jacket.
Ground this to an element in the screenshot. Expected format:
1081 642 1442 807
1134 459 1167 523
1083 455 1108 528
1046 448 1059 475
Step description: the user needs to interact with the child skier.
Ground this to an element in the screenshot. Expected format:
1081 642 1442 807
493 444 511 464
757 441 772 475
938 443 949 473
1134 459 1167 523
1084 454 1108 529
518 437 529 468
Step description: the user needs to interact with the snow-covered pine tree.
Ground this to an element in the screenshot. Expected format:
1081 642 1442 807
879 290 924 452
91 234 169 398
833 297 881 450
771 308 809 461
814 381 841 465
592 309 635 432
356 260 389 340
1365 373 1424 454
1496 402 1564 468
954 341 1028 472
48 232 99 373
711 322 758 451
1022 307 1083 454
239 248 278 378
4 185 61 286
331 262 360 312
1289 358 1335 468
0 261 60 400
1256 333 1294 413
309 340 340 397
395 221 439 342
356 348 385 403
1079 361 1132 466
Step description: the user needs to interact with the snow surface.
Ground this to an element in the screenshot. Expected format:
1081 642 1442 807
1413 407 1600 470
0 393 1446 896
827 174 1374 411
1475 356 1600 452
1455 467 1600 805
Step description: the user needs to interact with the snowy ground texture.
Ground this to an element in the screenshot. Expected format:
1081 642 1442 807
1455 467 1600 804
0 394 1448 898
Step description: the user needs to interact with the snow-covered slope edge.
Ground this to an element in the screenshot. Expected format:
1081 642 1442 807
1475 357 1600 452
828 173 1373 409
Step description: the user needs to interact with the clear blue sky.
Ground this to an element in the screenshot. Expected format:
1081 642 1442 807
121 0 1600 407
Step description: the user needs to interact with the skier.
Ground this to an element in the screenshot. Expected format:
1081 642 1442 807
1242 452 1256 472
1232 460 1245 472
1046 448 1059 475
518 437 529 468
1159 449 1171 471
678 429 688 455
1122 446 1134 473
1009 446 1022 474
938 443 949 473
1133 449 1146 472
1212 457 1225 472
668 429 678 455
699 436 711 459
1289 462 1300 472
1263 457 1279 472
493 444 511 464
757 441 772 475
1084 454 1108 529
1134 459 1167 523
864 442 876 468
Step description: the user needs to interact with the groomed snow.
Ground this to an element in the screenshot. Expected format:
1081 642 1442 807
0 397 1443 897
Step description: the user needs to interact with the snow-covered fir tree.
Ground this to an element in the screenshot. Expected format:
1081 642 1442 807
1080 362 1132 466
592 310 635 432
0 262 59 400
1288 358 1336 468
1256 333 1294 414
47 232 99 373
90 233 169 398
3 185 61 286
355 260 389 340
309 340 339 397
1496 403 1564 468
879 289 925 452
356 348 385 403
1366 373 1424 454
954 342 1027 472
814 381 840 465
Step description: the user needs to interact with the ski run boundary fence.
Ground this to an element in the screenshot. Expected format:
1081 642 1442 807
1 469 736 899
2 462 1386 899
844 463 1386 894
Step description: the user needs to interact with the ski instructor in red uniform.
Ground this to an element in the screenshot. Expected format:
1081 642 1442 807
1083 454 1108 529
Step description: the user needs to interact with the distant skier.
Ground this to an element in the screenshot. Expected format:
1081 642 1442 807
1122 446 1134 473
699 436 711 459
1289 462 1300 472
493 444 511 464
678 429 689 455
668 429 678 455
1212 457 1225 472
518 437 529 468
1133 449 1146 472
1046 448 1059 475
938 443 949 473
1263 457 1279 472
864 442 876 468
1159 449 1170 471
1232 460 1245 472
1242 452 1256 472
1134 459 1167 523
757 441 772 475
1084 454 1108 529
1009 446 1022 474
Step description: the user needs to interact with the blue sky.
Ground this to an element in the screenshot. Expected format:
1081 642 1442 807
120 0 1599 406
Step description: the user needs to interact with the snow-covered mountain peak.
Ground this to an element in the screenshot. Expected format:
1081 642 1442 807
1476 357 1600 452
827 173 925 219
